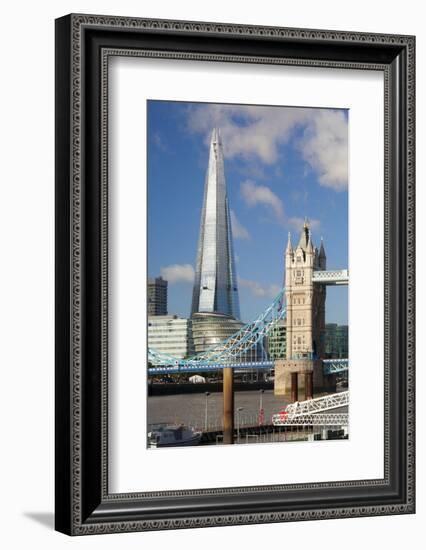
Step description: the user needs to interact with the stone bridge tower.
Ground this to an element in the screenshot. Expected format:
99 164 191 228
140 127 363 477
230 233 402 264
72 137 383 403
274 220 329 398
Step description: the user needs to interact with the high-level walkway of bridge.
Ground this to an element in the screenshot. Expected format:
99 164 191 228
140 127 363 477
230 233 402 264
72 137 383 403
312 269 349 285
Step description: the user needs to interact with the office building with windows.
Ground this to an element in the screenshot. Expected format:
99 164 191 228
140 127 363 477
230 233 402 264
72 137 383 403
267 319 287 360
147 315 194 359
148 276 168 316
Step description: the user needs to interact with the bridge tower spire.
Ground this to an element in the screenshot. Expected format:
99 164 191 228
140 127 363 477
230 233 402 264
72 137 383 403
286 231 293 255
319 237 326 270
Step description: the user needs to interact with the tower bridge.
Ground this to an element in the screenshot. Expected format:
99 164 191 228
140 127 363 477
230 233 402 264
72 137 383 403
273 221 348 398
148 222 349 389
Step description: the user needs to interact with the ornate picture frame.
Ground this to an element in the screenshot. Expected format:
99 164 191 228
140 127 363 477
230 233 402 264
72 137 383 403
55 14 415 535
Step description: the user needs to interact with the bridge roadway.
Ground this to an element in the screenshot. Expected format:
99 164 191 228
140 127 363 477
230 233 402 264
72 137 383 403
148 358 348 376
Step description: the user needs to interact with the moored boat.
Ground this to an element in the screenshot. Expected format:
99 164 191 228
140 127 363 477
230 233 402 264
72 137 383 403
148 424 202 448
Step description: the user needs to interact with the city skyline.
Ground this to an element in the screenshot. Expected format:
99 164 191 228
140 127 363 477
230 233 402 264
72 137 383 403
148 100 348 324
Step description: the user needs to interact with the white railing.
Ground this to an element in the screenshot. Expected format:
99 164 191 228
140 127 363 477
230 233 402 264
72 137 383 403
272 413 349 426
284 391 349 417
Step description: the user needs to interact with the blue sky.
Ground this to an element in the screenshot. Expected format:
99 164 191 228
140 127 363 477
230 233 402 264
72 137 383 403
147 100 348 324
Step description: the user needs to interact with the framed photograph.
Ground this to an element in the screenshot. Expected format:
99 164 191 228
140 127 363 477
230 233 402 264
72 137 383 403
55 14 415 535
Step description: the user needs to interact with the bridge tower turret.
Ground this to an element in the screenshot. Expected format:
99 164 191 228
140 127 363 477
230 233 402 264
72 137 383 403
275 220 329 397
319 237 327 270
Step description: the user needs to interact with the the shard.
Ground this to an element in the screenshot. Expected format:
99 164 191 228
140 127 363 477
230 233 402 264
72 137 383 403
191 128 241 320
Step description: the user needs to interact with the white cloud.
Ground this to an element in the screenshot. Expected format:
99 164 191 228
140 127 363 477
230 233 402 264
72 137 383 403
230 210 250 240
240 180 321 232
239 277 281 299
186 104 310 164
298 110 348 190
185 104 348 190
160 264 194 284
240 180 284 222
153 131 167 152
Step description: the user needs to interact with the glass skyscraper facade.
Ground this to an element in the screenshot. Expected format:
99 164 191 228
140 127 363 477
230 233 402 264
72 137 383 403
191 128 240 319
324 323 349 358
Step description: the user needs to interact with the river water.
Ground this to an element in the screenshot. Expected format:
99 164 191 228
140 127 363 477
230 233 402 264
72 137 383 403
147 389 290 431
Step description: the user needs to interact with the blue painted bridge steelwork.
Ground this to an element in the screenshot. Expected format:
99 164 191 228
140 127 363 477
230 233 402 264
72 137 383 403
322 358 349 375
148 289 285 374
148 360 275 375
148 359 349 376
148 287 349 376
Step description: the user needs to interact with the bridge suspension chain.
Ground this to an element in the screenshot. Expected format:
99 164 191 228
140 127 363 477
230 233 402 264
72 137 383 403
148 288 286 367
322 358 349 374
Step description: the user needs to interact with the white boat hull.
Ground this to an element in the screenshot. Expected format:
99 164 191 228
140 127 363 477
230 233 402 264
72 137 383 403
148 425 202 448
149 434 202 448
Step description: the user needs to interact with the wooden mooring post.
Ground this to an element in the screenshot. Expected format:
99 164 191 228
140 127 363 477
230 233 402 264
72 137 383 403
291 372 298 403
223 367 234 444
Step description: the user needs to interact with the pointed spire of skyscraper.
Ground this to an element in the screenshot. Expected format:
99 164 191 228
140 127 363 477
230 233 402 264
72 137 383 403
191 129 240 319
